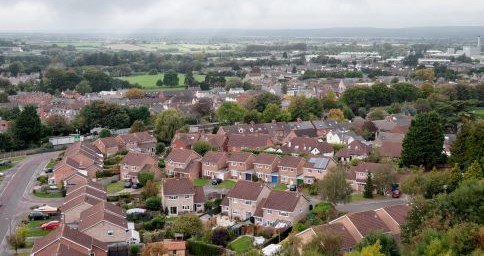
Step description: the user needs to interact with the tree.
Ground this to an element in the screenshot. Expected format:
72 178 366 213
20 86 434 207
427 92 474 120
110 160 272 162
262 103 281 122
243 109 261 124
355 232 400 256
125 88 144 99
363 172 374 198
413 68 435 82
449 163 463 191
154 109 184 143
281 234 302 256
319 166 352 204
185 70 196 87
225 77 243 90
142 180 159 199
99 128 111 138
145 196 161 210
367 109 386 120
373 165 397 195
347 240 385 256
12 105 42 147
463 160 482 181
327 108 345 121
192 140 216 156
142 242 166 256
74 101 131 131
322 90 338 110
75 80 92 95
129 120 146 133
172 214 203 238
137 171 155 186
0 93 9 103
156 142 165 155
401 112 444 170
163 69 179 86
215 102 246 125
303 231 341 256
292 66 297 73
8 61 24 76
156 79 163 87
450 120 484 168
245 92 281 112
7 223 27 252
212 227 230 247
45 114 70 136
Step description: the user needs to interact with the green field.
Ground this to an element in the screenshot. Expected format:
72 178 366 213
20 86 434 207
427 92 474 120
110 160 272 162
470 108 484 119
118 73 205 89
138 43 237 53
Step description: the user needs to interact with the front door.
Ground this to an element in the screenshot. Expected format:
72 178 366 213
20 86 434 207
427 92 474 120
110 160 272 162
170 207 177 215
271 175 278 183
245 173 251 180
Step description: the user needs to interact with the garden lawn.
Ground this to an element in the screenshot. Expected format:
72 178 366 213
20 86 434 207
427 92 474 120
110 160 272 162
229 236 254 253
214 180 236 189
193 178 209 187
272 183 288 191
33 191 63 198
26 220 52 237
107 181 125 193
118 73 205 89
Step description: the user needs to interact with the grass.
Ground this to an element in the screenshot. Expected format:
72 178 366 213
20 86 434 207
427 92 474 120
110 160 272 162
26 220 52 237
311 202 332 214
107 181 125 193
470 107 484 119
0 164 14 172
118 73 205 89
350 193 384 202
273 183 288 191
193 178 209 187
229 236 254 253
45 159 56 169
33 191 63 198
214 180 236 189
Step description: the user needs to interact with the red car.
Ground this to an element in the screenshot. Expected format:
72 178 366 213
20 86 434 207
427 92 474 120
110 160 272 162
41 221 60 230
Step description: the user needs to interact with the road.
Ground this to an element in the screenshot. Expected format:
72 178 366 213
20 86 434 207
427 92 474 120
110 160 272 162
0 152 62 255
335 196 409 213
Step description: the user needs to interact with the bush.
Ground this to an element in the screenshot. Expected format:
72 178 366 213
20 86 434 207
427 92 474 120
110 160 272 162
188 239 224 256
145 196 161 210
130 244 139 255
37 176 48 185
212 227 230 247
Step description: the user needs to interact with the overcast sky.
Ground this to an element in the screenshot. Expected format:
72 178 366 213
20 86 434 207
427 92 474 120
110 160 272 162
1 0 484 32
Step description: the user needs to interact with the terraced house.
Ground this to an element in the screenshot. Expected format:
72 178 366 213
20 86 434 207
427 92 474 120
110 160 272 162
277 156 306 185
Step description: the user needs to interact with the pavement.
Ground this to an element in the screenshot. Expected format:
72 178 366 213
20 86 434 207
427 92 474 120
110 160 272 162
0 152 63 256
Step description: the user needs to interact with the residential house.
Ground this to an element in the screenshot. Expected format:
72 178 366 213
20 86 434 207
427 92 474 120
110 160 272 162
311 119 344 137
62 183 107 224
51 142 104 185
347 162 391 192
373 115 412 133
278 156 305 185
254 190 310 227
221 180 271 221
199 133 228 151
115 131 157 154
93 137 120 157
374 131 405 147
119 152 162 183
78 207 128 244
380 141 403 159
161 178 205 216
326 130 363 145
31 225 108 256
280 137 333 157
335 140 372 162
165 148 202 180
227 134 274 152
201 151 229 180
227 152 256 181
253 153 281 184
171 133 200 150
295 223 358 253
161 241 187 256
302 157 337 184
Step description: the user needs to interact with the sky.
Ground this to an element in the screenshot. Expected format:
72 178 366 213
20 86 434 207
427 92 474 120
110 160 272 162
1 0 484 32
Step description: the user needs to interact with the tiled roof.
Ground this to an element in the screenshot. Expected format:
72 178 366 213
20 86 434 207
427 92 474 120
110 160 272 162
226 180 268 201
78 211 128 231
346 210 391 237
304 157 333 169
65 186 107 203
253 153 280 165
336 140 372 158
97 137 119 148
227 152 254 163
313 223 358 250
194 186 205 204
227 134 273 149
380 141 402 158
262 190 308 212
162 178 195 196
166 148 201 163
119 151 156 167
60 195 102 212
201 151 227 163
278 156 305 168
382 204 410 225
80 201 126 220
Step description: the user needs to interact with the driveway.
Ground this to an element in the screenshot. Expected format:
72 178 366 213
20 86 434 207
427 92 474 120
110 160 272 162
335 195 409 213
0 152 62 255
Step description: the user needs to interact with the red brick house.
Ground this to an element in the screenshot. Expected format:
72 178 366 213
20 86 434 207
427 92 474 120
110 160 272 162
165 148 202 180
227 134 274 152
227 152 256 181
253 153 280 183
302 157 337 184
278 156 305 185
201 151 229 180
115 131 156 154
93 137 119 157
335 140 372 162
119 152 162 183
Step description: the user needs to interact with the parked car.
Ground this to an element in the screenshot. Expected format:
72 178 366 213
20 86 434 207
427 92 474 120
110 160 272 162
124 181 133 188
392 189 401 198
0 160 11 166
41 221 60 230
0 172 4 177
289 184 297 191
48 185 58 190
211 178 222 185
131 183 141 189
28 211 49 221
44 168 53 174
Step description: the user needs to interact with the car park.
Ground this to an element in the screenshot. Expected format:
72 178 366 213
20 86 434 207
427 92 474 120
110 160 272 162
29 211 49 221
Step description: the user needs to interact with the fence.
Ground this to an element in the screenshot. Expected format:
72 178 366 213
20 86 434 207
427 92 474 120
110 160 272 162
0 146 67 160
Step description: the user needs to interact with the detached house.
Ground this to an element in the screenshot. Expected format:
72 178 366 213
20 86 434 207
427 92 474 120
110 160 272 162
253 153 280 183
221 180 271 221
78 205 128 244
280 137 333 157
201 151 229 180
115 131 157 154
171 133 200 150
336 140 372 162
302 157 337 184
278 156 305 185
162 178 205 216
227 152 256 181
120 152 162 183
254 190 310 227
93 137 119 157
165 148 202 180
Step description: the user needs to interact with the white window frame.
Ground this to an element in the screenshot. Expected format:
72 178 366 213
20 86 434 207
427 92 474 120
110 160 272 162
184 195 190 199
182 205 190 210
168 195 178 200
267 209 272 214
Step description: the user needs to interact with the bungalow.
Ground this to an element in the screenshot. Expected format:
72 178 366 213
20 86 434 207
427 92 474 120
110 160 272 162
227 152 256 181
302 157 337 184
253 153 281 184
165 148 202 180
254 190 310 227
119 152 162 183
201 151 229 180
278 156 305 185
161 178 205 216
221 180 271 221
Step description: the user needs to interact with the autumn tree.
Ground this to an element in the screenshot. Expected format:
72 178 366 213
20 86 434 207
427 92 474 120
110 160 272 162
413 68 435 82
129 120 146 133
142 242 166 256
327 108 345 121
125 88 144 99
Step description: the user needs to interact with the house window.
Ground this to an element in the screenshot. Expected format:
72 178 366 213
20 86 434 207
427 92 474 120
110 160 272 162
280 211 289 217
257 173 263 178
245 200 250 205
232 209 239 215
131 166 136 171
184 195 190 199
265 165 269 169
182 205 190 210
231 162 236 166
231 170 238 177
168 195 178 200
238 162 243 167
267 209 272 214
107 230 114 236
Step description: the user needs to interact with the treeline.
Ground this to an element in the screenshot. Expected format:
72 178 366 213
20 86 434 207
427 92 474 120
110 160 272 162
245 43 307 52
301 69 363 79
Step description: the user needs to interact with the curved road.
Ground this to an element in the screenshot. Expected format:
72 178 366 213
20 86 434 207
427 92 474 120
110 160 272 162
0 152 62 255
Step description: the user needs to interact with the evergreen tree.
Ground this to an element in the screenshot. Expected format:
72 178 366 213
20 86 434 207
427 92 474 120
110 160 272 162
449 163 462 191
12 105 42 147
363 172 374 198
401 111 444 170
163 69 179 86
464 160 483 181
129 120 146 133
450 120 484 168
185 71 195 87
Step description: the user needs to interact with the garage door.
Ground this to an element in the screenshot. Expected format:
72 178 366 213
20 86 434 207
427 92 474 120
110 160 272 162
216 172 225 180
271 175 278 183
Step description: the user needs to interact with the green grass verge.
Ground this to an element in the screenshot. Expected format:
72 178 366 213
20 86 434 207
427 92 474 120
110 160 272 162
273 183 288 191
229 236 254 253
45 159 56 169
0 164 14 172
214 180 236 189
193 178 209 187
117 73 205 88
26 220 52 237
33 191 63 198
351 193 384 202
107 181 125 193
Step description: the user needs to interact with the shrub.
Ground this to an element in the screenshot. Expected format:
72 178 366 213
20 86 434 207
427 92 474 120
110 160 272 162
130 244 139 255
145 196 161 210
188 239 223 256
212 227 230 247
37 176 48 185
